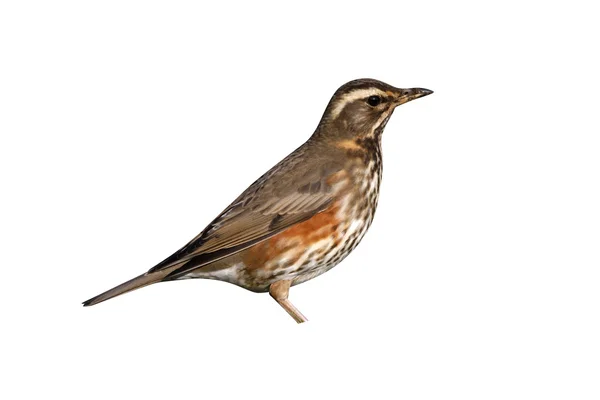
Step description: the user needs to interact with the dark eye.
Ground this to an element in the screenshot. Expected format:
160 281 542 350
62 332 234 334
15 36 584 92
367 95 381 107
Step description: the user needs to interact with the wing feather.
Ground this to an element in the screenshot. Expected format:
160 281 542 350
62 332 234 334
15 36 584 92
148 149 345 274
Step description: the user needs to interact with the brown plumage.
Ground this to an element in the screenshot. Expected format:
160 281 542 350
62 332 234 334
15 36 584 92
83 78 433 322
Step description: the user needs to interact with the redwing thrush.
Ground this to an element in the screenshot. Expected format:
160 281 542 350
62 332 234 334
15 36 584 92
83 79 433 323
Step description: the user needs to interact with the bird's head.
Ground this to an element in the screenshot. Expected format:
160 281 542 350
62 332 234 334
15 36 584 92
315 78 432 141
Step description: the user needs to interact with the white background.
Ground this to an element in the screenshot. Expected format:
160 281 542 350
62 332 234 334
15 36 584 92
1 1 598 399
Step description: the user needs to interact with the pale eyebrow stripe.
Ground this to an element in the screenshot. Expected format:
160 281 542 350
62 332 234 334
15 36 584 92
330 88 388 119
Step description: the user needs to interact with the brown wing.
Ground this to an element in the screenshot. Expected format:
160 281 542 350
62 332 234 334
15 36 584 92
148 146 344 277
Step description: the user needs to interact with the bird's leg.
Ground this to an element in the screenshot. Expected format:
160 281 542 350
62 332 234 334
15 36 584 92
269 280 308 324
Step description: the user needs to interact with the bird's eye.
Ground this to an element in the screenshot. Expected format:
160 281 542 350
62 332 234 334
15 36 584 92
367 95 381 107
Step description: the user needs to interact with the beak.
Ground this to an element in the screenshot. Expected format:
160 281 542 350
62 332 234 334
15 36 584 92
396 87 434 106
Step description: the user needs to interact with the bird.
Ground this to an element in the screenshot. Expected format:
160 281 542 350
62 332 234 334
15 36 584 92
83 78 433 323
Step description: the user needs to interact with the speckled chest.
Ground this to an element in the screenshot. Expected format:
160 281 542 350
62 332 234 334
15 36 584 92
293 154 382 282
247 138 383 289
309 140 383 274
189 138 384 292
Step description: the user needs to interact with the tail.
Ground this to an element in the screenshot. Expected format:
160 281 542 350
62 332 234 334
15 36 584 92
82 268 174 307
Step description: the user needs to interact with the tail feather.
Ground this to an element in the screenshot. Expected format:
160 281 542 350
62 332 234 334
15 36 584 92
82 268 174 307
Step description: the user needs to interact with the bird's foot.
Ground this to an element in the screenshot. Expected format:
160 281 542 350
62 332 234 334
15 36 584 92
269 280 308 324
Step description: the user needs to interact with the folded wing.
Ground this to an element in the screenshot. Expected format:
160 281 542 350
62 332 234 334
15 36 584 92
149 151 344 279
